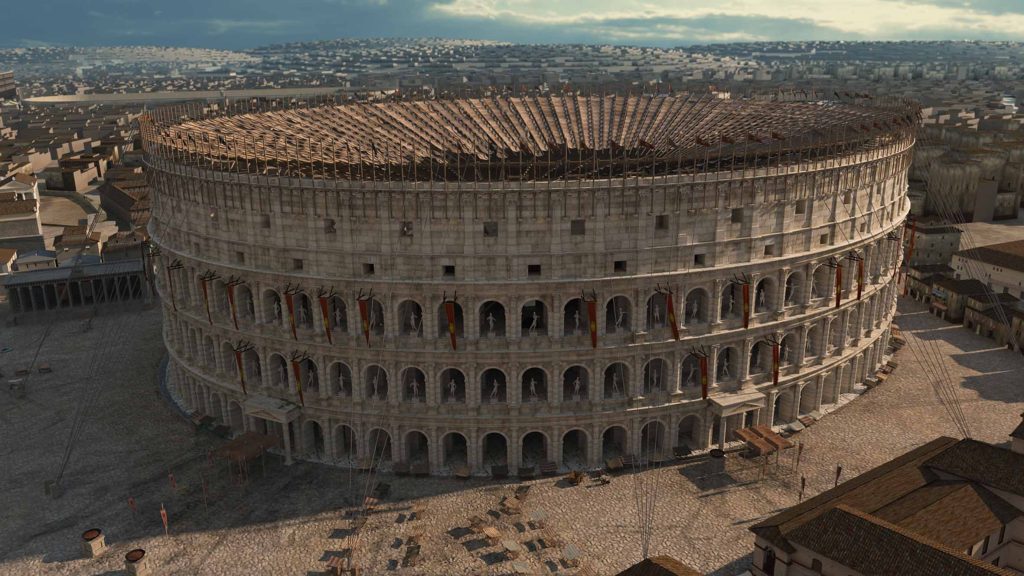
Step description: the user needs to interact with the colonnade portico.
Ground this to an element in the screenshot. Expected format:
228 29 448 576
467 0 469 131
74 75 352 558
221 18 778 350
147 93 916 475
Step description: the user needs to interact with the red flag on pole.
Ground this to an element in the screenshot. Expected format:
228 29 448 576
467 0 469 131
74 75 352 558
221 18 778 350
290 359 305 406
444 300 458 351
742 283 751 329
165 266 177 311
159 503 169 536
234 349 247 395
856 258 865 301
664 292 680 341
358 298 371 346
699 356 709 400
284 293 298 340
835 264 843 309
318 296 333 344
772 343 780 386
226 283 239 329
200 278 212 325
586 299 598 348
168 472 177 491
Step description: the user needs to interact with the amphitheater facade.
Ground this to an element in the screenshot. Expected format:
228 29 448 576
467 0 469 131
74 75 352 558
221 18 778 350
143 94 916 474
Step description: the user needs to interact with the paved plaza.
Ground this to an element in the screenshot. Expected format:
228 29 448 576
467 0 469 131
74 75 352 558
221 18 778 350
1 298 1023 575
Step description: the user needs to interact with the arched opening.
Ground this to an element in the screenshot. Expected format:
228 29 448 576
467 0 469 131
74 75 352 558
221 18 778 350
479 301 506 338
482 433 508 470
440 368 466 404
294 293 314 329
334 425 357 463
366 429 392 464
402 367 426 403
364 298 386 337
436 301 464 338
398 300 423 336
521 367 548 403
784 272 803 306
603 363 629 399
821 371 840 405
605 295 632 333
262 290 283 325
754 278 775 313
602 426 627 461
749 341 771 375
643 358 668 394
365 365 388 401
243 349 261 384
330 362 353 397
562 365 589 402
520 432 547 468
685 288 708 324
773 390 796 426
521 299 547 336
442 432 468 471
481 368 507 404
812 265 831 300
799 382 818 415
329 296 348 333
299 358 319 394
721 282 742 320
646 292 668 330
269 354 289 388
216 339 230 372
677 415 701 449
563 298 585 336
717 346 738 382
639 420 667 460
680 354 701 389
805 326 820 358
228 401 244 433
561 429 588 470
303 420 325 459
828 320 842 353
780 333 797 366
209 393 225 423
405 431 429 468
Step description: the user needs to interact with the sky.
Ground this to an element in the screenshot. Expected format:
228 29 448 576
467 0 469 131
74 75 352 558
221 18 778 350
7 0 1024 50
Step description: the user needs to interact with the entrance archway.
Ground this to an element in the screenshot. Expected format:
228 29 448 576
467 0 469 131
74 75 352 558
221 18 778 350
366 428 392 464
334 425 357 463
639 420 667 460
405 431 429 467
520 432 547 468
303 420 325 460
482 432 508 469
442 432 468 470
561 429 588 470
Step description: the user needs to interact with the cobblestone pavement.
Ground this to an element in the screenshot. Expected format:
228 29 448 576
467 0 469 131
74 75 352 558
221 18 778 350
1 299 1022 576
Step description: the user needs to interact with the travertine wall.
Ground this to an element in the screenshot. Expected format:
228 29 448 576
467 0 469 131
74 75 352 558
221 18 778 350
151 136 912 475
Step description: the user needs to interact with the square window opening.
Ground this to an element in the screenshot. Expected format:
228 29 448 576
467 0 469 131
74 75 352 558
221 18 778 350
614 260 627 273
528 264 542 277
694 253 707 267
731 208 744 224
362 263 375 276
570 219 586 236
654 214 669 230
442 265 455 278
483 221 498 237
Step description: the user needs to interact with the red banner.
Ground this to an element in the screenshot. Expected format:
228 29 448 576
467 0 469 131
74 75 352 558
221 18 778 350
234 350 247 395
834 264 843 309
586 300 598 348
284 293 298 340
906 219 917 263
358 298 371 346
200 278 212 325
444 300 458 351
165 266 176 311
699 356 709 400
742 283 750 329
856 259 864 301
160 503 169 536
226 284 239 329
665 292 680 341
291 359 305 406
772 343 780 386
318 297 333 344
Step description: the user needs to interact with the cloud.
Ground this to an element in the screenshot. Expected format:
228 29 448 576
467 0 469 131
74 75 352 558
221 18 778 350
203 19 299 35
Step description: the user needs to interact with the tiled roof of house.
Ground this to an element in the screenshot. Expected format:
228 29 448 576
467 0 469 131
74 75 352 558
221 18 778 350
958 240 1024 273
615 556 703 576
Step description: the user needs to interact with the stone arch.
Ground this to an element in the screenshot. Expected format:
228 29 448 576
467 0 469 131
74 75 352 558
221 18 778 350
365 364 389 401
269 353 289 388
680 354 701 389
329 362 353 397
828 318 842 352
821 371 840 405
479 300 506 338
237 284 256 324
481 432 508 469
780 333 798 366
302 420 325 459
441 431 468 470
217 338 231 373
643 358 669 393
562 365 589 401
398 299 424 336
603 362 629 399
646 291 668 330
685 288 709 324
520 431 548 468
241 348 261 384
677 414 702 448
366 428 392 463
299 357 319 394
436 301 464 338
212 279 229 318
262 289 283 325
440 367 466 404
717 346 739 381
405 430 429 467
521 367 548 403
784 271 804 306
749 341 772 375
328 295 348 333
228 400 244 432
480 368 507 403
773 388 797 426
209 392 225 423
605 295 632 333
563 298 586 336
334 424 357 462
799 381 819 415
562 429 588 470
602 425 627 460
364 297 386 336
721 282 742 319
521 299 547 336
754 277 775 313
401 366 426 403
639 420 667 459
805 325 820 358
812 265 832 299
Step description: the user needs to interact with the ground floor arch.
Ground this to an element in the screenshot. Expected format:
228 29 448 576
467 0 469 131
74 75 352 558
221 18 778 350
561 429 588 470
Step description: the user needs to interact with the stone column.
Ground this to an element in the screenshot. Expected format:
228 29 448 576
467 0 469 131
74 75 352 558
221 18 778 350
283 420 294 465
738 337 753 385
708 344 720 390
718 414 728 450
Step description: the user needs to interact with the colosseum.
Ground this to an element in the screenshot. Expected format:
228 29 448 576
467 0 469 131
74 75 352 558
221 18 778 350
141 93 917 475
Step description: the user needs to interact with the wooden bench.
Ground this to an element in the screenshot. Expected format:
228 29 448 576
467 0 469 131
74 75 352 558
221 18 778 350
14 366 29 376
517 466 535 479
604 456 623 473
37 363 51 374
539 460 558 476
